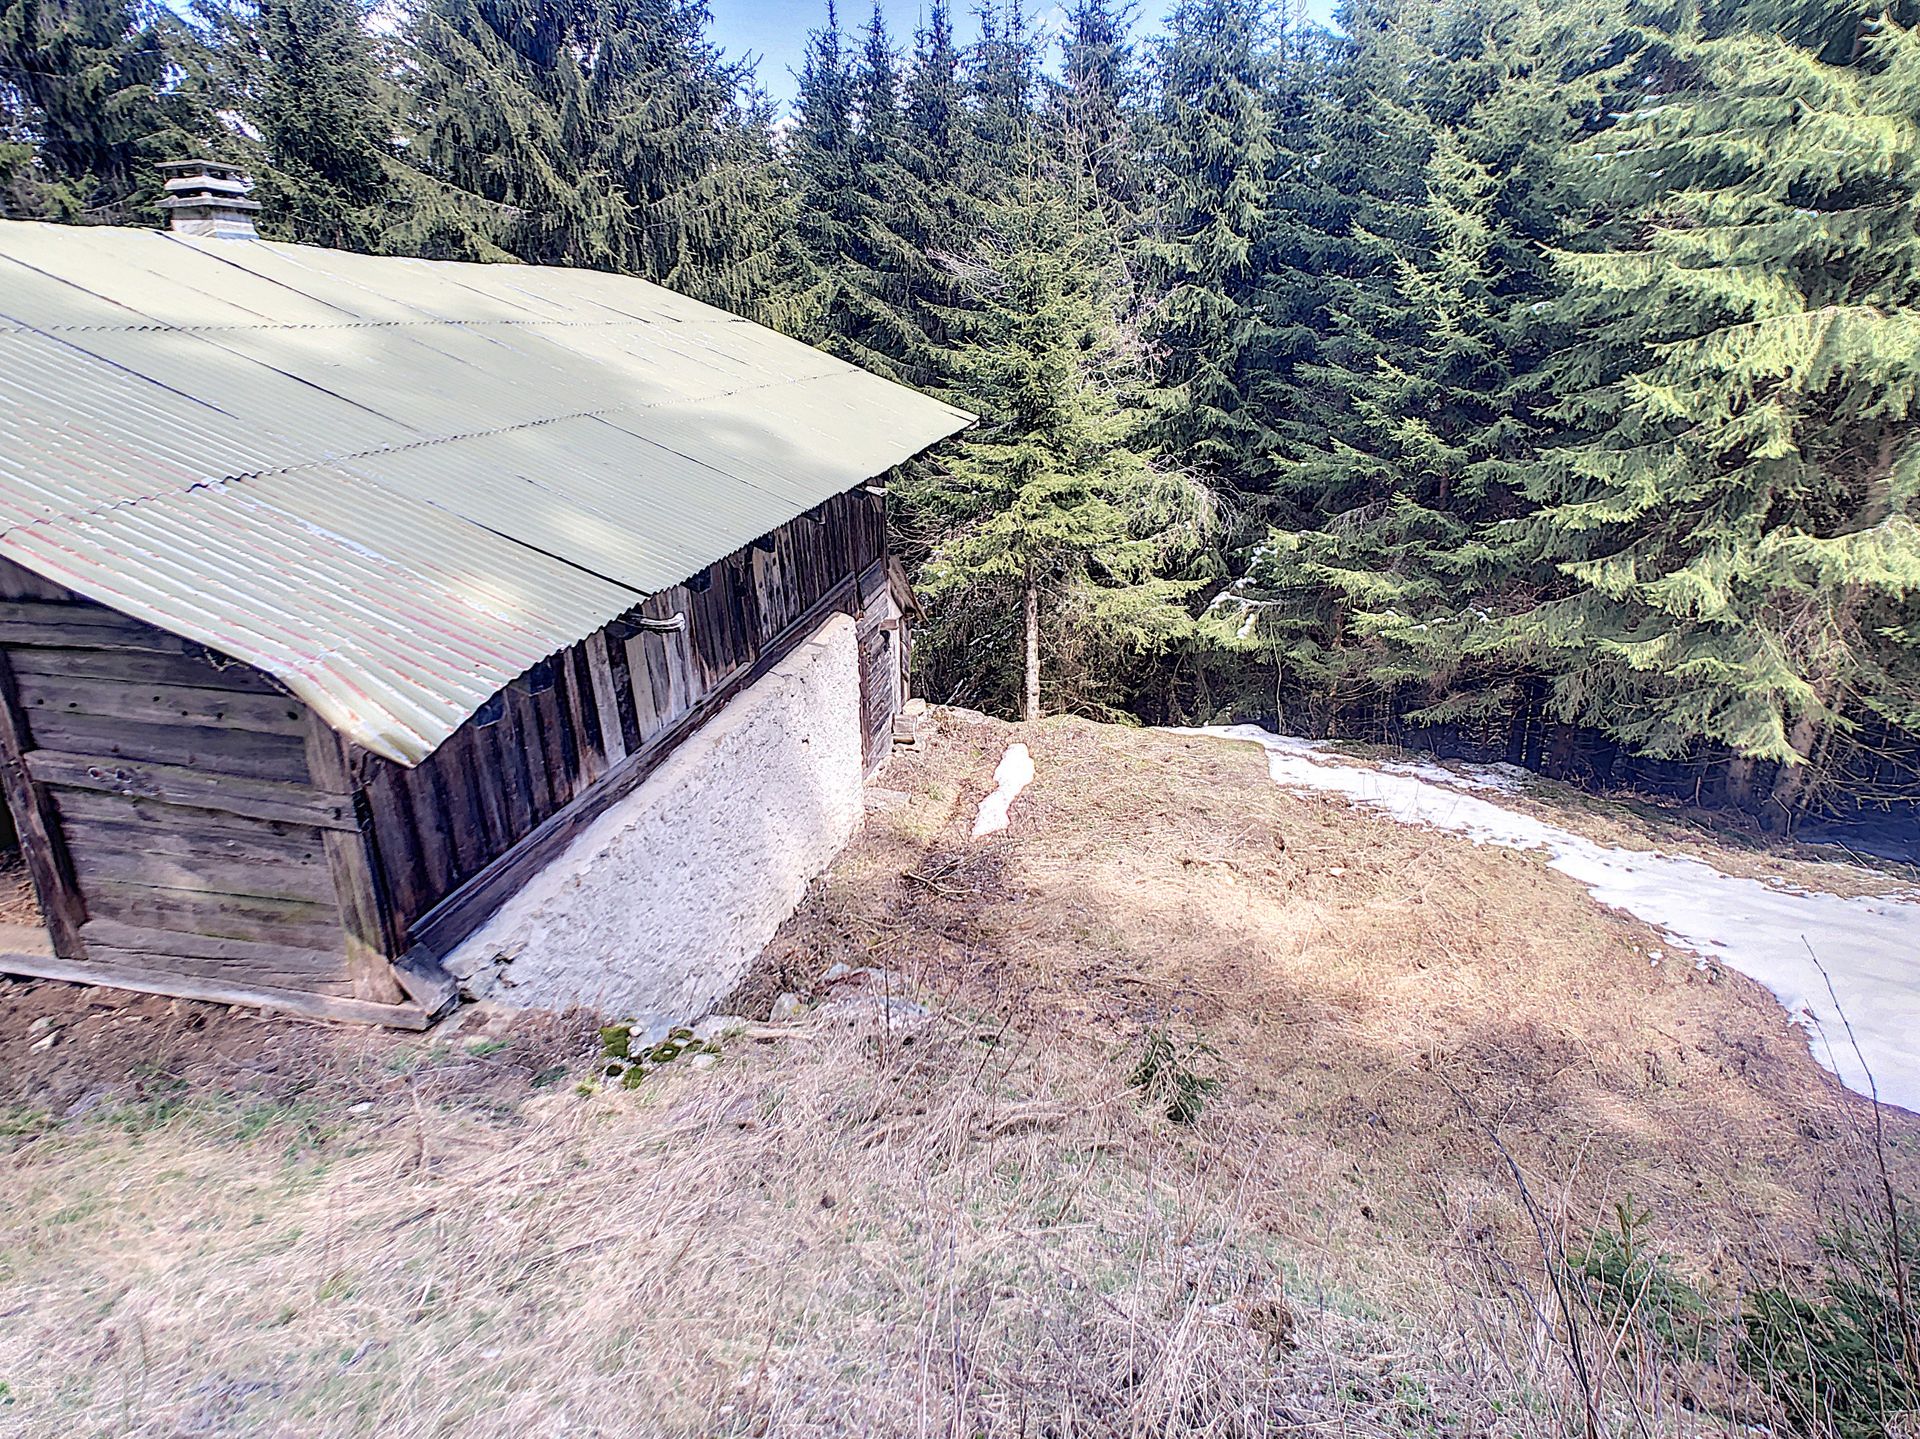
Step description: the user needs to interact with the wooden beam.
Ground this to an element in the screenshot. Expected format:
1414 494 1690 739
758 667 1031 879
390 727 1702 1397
12 673 307 733
0 609 198 653
391 944 460 1020
25 750 360 830
10 646 287 695
410 573 859 958
304 714 406 1004
584 633 628 767
0 645 87 957
0 949 436 1029
81 917 343 973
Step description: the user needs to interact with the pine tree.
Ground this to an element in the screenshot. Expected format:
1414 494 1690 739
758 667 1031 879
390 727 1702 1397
1221 0 1625 734
399 0 784 291
891 0 970 386
788 2 860 342
691 78 813 329
961 0 1037 205
831 3 929 381
1140 0 1281 497
1 0 213 223
585 0 779 303
1056 0 1146 244
400 0 620 266
1509 6 1920 818
918 127 1207 719
197 0 396 250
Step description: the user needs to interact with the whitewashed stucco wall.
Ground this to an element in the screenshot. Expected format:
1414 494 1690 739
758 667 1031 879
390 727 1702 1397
444 613 865 1020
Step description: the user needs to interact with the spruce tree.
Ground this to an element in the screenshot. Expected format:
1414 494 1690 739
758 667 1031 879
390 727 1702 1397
400 0 620 267
1140 0 1281 497
832 3 928 381
197 0 396 250
788 2 860 341
1 0 213 223
1056 0 1146 244
891 0 970 387
692 79 813 329
961 0 1036 205
1509 7 1920 818
584 0 777 303
1222 0 1625 734
400 0 784 292
918 126 1207 719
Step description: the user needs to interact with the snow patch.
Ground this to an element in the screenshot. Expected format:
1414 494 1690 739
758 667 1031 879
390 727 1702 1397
972 743 1036 837
1197 725 1920 1113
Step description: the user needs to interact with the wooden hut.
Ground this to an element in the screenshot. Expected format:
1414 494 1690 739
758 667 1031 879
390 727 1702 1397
0 171 969 1026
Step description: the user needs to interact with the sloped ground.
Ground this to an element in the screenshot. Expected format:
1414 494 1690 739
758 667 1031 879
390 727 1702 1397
762 717 1917 1289
0 713 1913 1436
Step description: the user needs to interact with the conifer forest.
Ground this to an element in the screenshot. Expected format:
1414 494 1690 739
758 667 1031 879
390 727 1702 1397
5 0 1919 832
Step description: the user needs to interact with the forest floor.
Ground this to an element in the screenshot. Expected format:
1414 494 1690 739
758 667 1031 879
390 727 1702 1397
1 713 1916 1437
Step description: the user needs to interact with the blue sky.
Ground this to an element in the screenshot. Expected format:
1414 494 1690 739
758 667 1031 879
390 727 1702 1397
710 1 1344 109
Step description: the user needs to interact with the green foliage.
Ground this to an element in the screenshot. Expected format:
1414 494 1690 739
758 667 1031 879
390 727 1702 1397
1506 11 1920 797
1127 1027 1220 1124
1 0 213 222
1141 0 1281 492
6 0 1918 799
913 121 1207 717
1222 0 1626 731
1569 1199 1717 1359
399 0 783 301
1738 1206 1920 1439
195 0 397 249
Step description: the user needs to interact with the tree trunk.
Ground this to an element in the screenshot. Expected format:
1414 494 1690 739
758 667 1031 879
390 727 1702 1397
1765 710 1824 832
1723 756 1757 812
1022 569 1041 723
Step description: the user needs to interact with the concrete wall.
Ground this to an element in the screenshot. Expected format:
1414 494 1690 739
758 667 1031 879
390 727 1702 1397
444 614 865 1020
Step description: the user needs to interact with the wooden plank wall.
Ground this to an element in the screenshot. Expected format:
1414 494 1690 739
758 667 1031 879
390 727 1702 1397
855 556 899 772
361 486 891 947
0 557 373 998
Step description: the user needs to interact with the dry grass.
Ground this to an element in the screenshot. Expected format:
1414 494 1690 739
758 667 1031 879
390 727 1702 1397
0 711 1914 1436
0 997 1520 1437
0 844 42 927
1327 741 1920 901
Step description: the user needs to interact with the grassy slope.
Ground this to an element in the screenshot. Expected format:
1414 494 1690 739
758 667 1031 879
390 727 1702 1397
0 714 1912 1436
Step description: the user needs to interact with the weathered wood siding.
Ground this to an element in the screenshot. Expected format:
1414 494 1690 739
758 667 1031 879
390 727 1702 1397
0 556 379 998
0 483 901 1018
855 556 900 772
360 486 894 952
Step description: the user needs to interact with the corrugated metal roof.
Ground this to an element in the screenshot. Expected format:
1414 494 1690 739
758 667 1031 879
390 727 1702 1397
0 221 972 764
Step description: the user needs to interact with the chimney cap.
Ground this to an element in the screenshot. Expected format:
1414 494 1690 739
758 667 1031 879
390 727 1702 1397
157 159 261 240
156 158 251 176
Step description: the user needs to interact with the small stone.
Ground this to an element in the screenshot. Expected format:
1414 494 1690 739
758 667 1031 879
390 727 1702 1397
770 992 807 1021
348 1101 374 1115
27 1016 52 1034
864 787 912 812
30 1031 56 1051
687 1052 718 1071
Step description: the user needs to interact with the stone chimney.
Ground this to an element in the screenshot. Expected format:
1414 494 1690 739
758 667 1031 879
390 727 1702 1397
157 160 261 240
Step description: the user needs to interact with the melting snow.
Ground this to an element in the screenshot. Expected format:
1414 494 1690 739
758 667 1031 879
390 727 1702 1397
1198 725 1920 1112
972 743 1036 837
